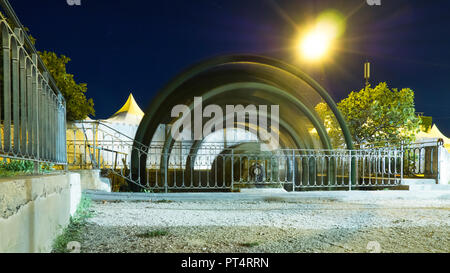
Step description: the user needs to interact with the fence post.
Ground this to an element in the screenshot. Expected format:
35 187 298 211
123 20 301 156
400 145 404 185
164 153 168 193
231 149 234 192
98 149 101 169
33 161 39 175
437 140 443 185
348 151 352 191
292 150 296 192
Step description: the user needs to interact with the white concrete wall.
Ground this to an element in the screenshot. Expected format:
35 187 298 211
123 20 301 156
0 173 81 253
439 146 450 185
71 170 111 192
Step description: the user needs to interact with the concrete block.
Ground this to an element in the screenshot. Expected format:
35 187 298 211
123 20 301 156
401 179 437 186
439 147 450 185
0 173 81 253
71 170 111 192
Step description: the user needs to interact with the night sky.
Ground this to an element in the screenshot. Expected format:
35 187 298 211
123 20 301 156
9 0 450 135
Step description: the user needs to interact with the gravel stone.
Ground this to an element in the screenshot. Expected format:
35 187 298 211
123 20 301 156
78 194 450 253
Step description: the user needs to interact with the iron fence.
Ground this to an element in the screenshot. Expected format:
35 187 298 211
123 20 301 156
66 121 259 170
101 144 404 192
68 122 447 192
0 2 67 165
68 121 448 191
402 140 441 178
67 121 139 169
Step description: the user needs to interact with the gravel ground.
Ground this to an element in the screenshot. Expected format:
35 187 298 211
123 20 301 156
79 194 450 253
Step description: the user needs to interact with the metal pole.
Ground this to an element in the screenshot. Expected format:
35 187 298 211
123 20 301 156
164 153 168 193
400 146 404 185
292 150 296 192
231 149 234 191
33 161 39 175
348 151 352 191
437 140 442 185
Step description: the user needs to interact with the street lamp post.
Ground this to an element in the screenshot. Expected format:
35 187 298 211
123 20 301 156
364 61 371 87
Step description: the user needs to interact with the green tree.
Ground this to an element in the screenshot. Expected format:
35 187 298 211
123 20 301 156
315 101 345 148
39 51 95 121
316 82 421 147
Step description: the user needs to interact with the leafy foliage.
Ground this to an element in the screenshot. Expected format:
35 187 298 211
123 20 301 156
419 116 433 132
316 82 421 146
315 102 345 148
0 160 34 173
0 160 56 177
39 51 95 121
41 162 55 172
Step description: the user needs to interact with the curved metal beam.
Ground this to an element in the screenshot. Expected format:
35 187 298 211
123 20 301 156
131 55 354 188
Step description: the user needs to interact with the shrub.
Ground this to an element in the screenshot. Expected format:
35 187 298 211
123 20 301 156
0 160 34 173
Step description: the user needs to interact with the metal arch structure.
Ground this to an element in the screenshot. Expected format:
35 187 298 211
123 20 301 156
131 55 355 189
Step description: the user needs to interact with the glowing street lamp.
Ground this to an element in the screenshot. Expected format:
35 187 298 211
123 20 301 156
300 29 333 61
297 10 345 62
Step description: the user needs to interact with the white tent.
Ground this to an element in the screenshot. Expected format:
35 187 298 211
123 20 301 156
66 93 146 168
103 93 144 126
100 93 145 139
416 124 450 152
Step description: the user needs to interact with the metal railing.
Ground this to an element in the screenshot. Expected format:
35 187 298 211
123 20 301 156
68 121 448 191
402 140 442 179
356 139 443 180
69 123 448 192
0 1 67 165
86 137 405 192
67 121 140 169
67 120 259 170
68 124 444 192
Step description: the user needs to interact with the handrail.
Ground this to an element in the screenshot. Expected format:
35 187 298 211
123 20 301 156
73 120 148 148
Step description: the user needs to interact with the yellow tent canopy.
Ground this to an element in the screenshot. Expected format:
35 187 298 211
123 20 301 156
416 124 450 152
104 93 145 125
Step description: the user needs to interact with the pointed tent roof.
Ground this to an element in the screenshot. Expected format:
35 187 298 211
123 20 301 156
104 93 145 125
417 124 449 141
416 124 450 152
430 125 449 141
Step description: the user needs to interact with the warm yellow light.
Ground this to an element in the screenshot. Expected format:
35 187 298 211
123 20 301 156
300 29 332 61
298 9 345 62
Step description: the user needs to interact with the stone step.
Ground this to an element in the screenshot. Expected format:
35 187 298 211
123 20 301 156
401 179 437 185
398 178 450 191
407 184 450 191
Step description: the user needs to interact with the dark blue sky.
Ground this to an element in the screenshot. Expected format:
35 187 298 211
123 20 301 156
9 0 450 135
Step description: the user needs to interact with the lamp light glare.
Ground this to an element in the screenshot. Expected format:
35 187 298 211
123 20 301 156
298 10 345 62
300 30 332 61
